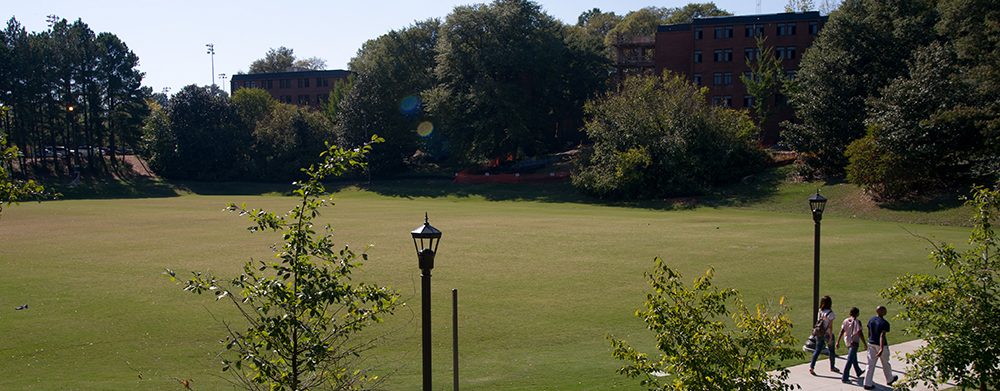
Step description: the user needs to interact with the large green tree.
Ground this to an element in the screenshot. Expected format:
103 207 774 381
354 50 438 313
145 85 249 180
604 4 730 48
573 74 765 199
782 0 938 173
427 0 607 164
248 46 295 74
340 19 441 175
608 258 801 391
846 42 985 200
180 138 399 391
881 183 1000 391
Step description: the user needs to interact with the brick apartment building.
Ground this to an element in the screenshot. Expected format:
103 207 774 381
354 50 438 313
230 69 354 108
652 12 827 145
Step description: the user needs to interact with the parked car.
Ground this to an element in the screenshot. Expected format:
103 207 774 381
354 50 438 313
33 146 67 158
74 146 101 157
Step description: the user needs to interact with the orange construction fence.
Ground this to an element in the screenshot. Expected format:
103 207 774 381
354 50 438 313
453 171 571 184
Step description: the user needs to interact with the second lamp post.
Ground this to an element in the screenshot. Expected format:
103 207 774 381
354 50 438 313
809 190 827 326
412 214 441 391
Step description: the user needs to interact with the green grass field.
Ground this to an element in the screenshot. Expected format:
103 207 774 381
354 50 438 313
0 170 976 390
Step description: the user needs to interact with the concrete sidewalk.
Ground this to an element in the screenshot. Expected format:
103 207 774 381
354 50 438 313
784 339 954 390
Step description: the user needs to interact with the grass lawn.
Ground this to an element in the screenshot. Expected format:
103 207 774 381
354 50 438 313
0 169 977 390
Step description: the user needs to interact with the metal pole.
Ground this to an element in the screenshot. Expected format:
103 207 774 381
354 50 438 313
812 218 820 326
422 268 432 391
453 289 459 391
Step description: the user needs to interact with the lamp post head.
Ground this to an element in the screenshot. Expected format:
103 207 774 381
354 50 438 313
809 190 827 221
411 213 441 270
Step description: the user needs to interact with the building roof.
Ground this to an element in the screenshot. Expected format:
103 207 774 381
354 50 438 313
657 11 827 32
231 69 353 81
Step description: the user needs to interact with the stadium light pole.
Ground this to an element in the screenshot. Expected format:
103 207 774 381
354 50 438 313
206 43 215 87
809 190 827 326
411 214 441 391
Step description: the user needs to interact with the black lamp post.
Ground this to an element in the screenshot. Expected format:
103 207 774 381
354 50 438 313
809 190 827 326
412 213 441 391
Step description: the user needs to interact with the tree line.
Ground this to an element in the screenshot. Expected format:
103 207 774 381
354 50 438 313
0 16 148 176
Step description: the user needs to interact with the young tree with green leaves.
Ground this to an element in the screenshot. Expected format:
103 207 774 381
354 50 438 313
608 257 802 391
741 37 784 125
880 183 1000 391
177 136 399 391
1 107 50 218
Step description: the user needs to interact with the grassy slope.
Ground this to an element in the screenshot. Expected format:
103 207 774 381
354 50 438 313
0 167 979 390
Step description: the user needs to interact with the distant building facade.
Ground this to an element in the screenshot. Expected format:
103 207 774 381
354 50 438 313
230 69 354 108
653 12 827 145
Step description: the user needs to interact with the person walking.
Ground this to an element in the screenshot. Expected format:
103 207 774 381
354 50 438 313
864 306 898 389
837 307 866 383
809 296 838 375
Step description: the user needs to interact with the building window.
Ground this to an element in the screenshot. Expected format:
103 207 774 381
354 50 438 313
788 22 797 35
298 95 310 105
713 73 723 85
694 27 703 40
777 23 786 36
745 24 754 37
745 48 755 61
724 49 733 62
744 94 755 108
715 26 724 39
786 46 796 59
694 50 703 63
724 72 733 85
714 49 723 62
724 95 732 107
725 26 733 38
713 96 724 106
693 73 702 86
743 71 753 82
747 24 765 37
786 70 797 80
318 94 328 104
776 47 786 59
809 21 818 34
280 79 289 88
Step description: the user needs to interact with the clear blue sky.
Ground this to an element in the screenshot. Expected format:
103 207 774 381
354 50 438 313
6 0 789 96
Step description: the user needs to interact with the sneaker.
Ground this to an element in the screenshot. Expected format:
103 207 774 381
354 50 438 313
857 370 865 378
888 375 899 386
863 386 875 390
831 367 841 373
842 380 852 384
809 368 816 376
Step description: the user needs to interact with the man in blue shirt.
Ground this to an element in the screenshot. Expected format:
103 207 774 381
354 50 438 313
864 306 898 389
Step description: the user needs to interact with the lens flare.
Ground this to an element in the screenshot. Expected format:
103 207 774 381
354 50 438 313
416 121 434 138
400 95 420 117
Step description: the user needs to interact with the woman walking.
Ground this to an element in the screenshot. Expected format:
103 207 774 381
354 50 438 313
836 307 866 383
809 296 838 375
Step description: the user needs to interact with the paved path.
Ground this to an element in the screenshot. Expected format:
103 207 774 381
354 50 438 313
784 339 954 390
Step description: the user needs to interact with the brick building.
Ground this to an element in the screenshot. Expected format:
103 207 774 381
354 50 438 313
653 12 827 145
230 69 354 108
